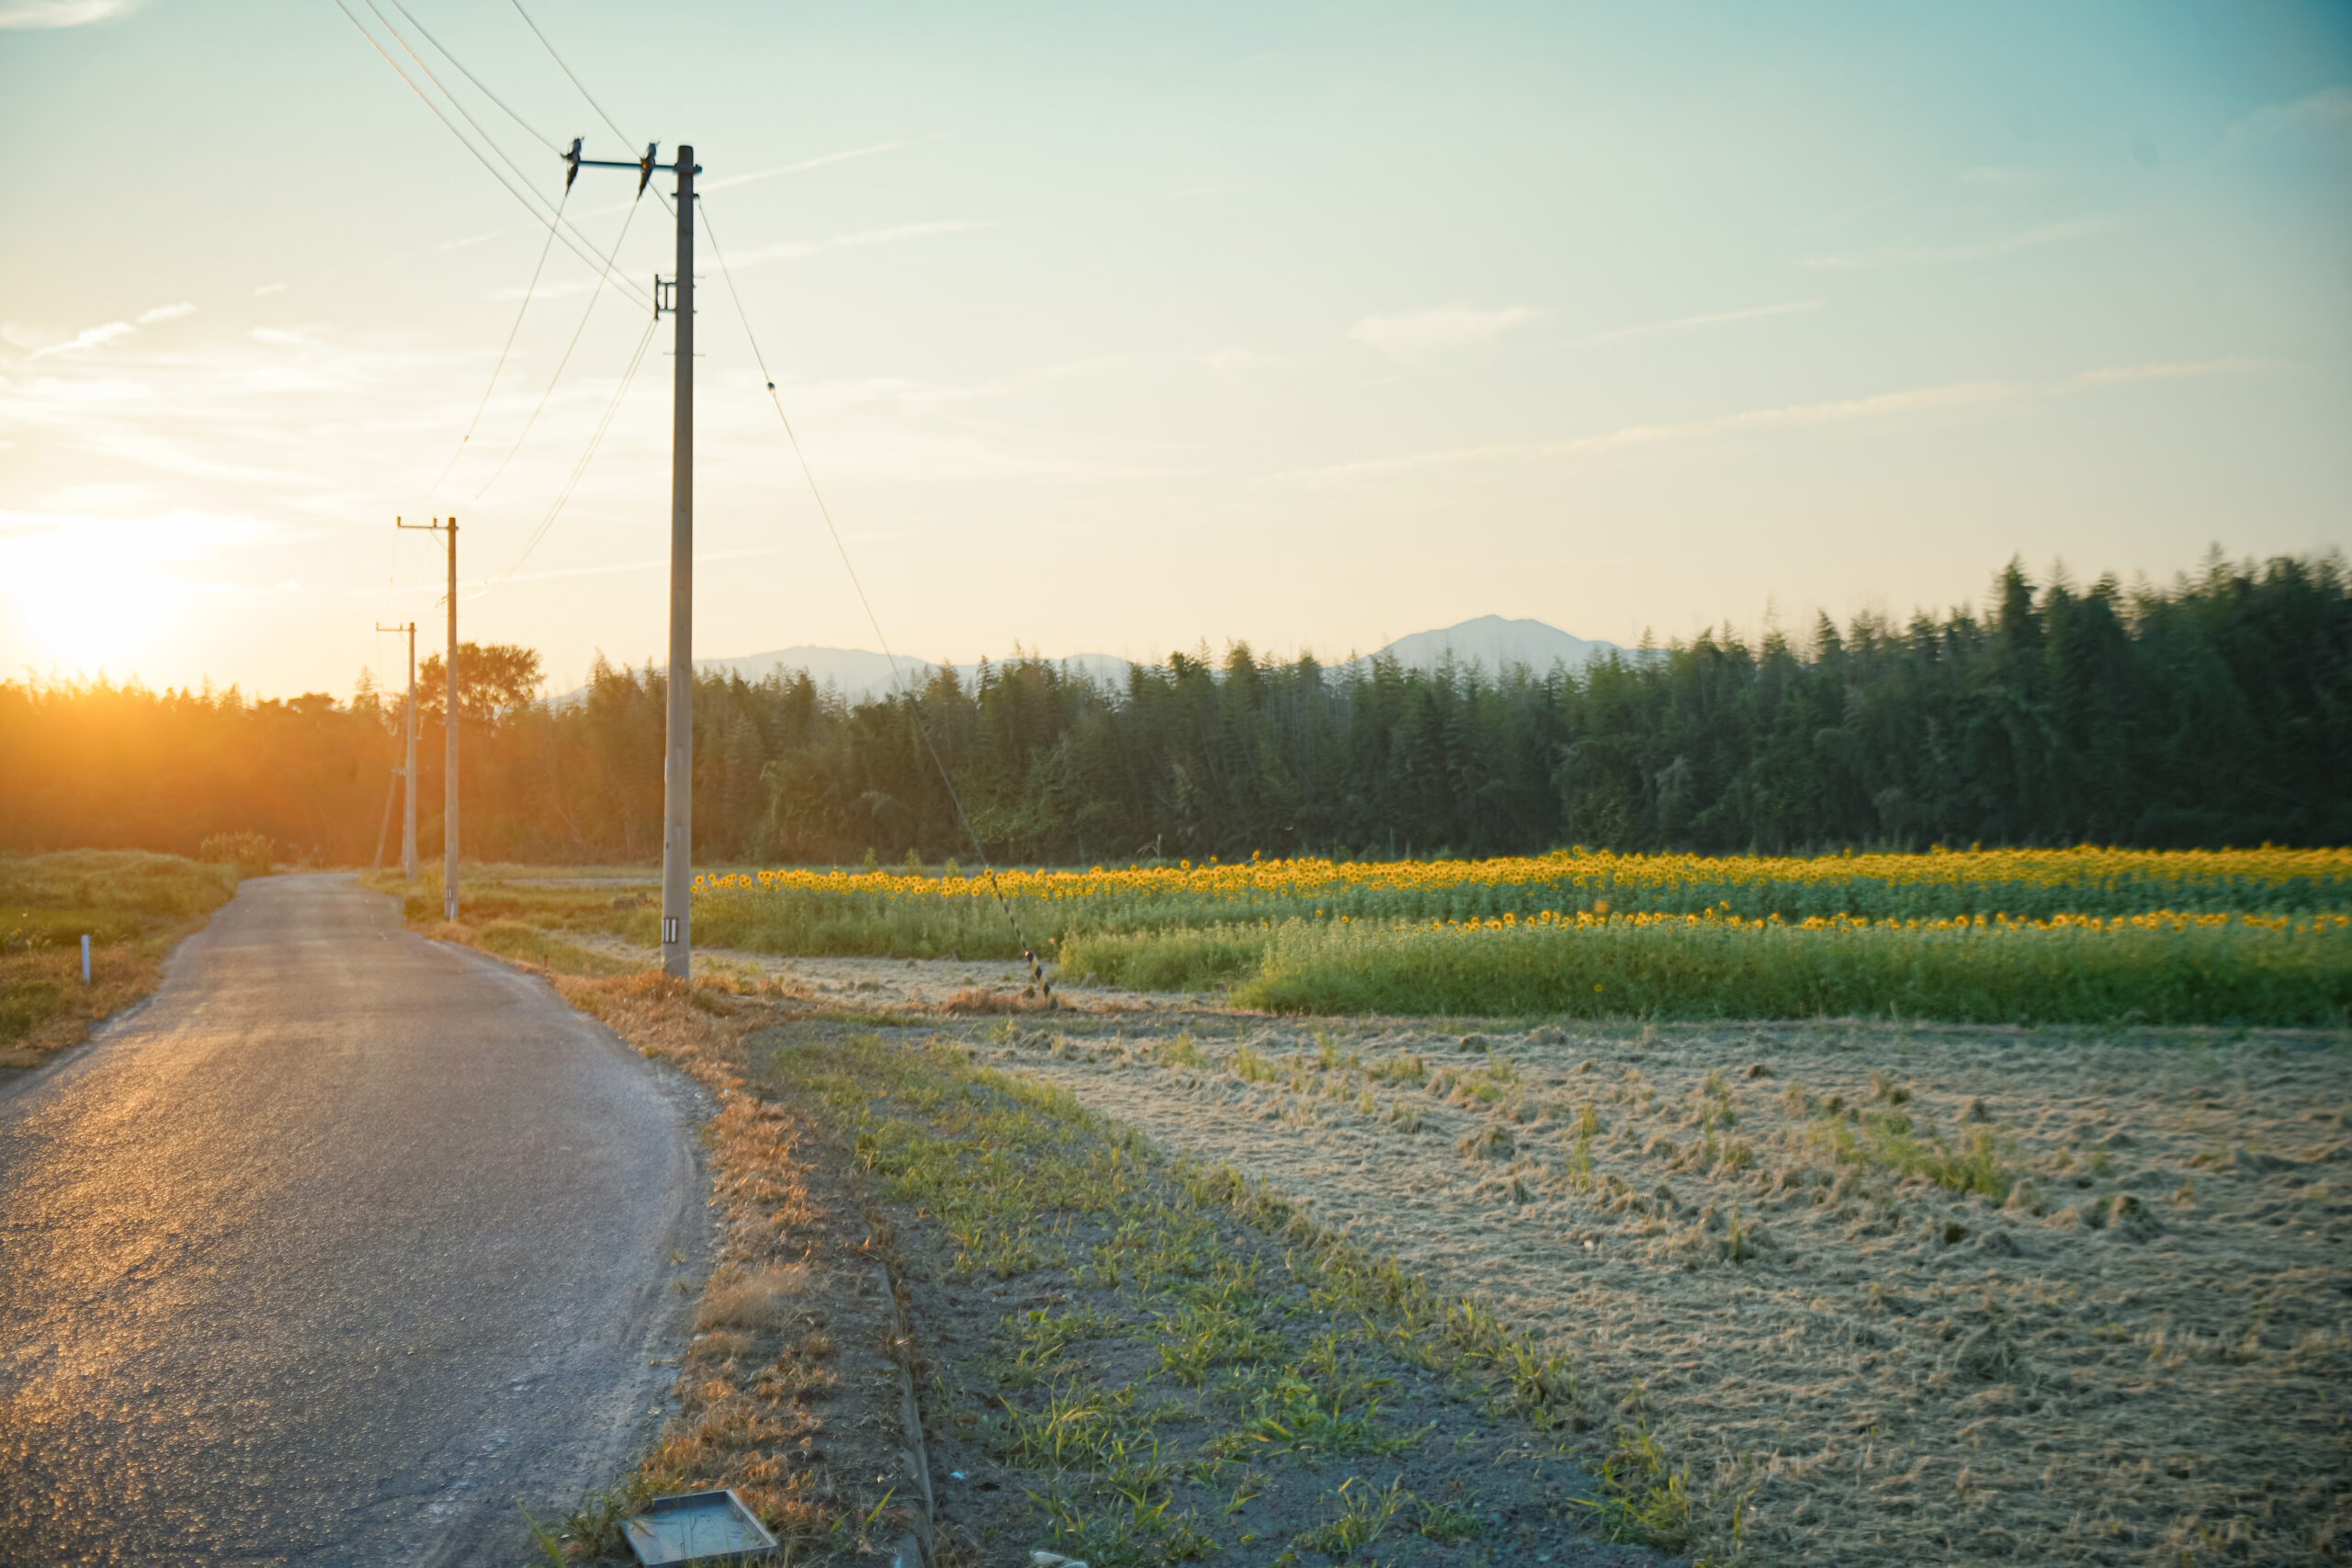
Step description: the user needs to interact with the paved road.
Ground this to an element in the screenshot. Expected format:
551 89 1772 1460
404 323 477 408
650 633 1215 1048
0 875 705 1566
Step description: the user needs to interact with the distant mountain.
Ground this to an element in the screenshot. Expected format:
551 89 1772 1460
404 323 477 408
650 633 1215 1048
657 646 1130 705
556 618 1621 706
1361 615 1623 674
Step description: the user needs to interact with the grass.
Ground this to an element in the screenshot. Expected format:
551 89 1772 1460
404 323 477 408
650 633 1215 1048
1061 911 2352 1027
759 1029 1711 1562
0 850 238 1061
470 919 639 977
360 864 654 941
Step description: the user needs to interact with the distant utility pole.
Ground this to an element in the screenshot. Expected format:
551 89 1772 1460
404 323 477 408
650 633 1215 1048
376 619 419 884
566 137 696 979
397 516 459 920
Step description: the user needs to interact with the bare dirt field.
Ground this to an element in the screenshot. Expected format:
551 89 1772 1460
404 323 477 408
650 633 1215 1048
569 935 1200 1012
957 1014 2352 1566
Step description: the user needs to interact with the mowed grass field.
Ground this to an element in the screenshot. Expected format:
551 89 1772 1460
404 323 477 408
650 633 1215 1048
678 848 2352 1027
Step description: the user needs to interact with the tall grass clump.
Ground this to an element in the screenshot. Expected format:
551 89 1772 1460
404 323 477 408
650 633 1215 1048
1057 926 1269 991
2 850 239 953
1222 911 2352 1026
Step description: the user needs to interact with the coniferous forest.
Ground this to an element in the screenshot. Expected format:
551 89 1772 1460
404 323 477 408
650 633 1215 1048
5 553 2347 866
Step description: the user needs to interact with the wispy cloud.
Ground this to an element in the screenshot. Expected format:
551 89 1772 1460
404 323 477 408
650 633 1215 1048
699 136 941 196
1269 355 2271 489
1349 306 1544 364
21 301 193 360
2226 85 2352 145
0 0 136 28
253 282 288 297
487 218 989 300
1800 216 2113 270
1580 299 1821 346
0 507 275 562
27 321 137 360
728 219 991 268
435 233 496 254
2067 356 2278 388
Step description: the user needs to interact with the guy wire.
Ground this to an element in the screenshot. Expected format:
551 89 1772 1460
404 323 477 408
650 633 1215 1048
423 183 568 500
698 193 1057 1003
475 310 660 596
474 193 645 500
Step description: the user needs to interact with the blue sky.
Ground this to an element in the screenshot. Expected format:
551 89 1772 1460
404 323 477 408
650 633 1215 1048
2 0 2346 694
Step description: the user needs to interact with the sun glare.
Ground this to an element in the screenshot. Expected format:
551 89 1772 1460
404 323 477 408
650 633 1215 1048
0 515 217 677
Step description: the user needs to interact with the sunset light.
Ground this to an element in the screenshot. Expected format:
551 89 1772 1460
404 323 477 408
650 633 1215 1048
0 4 2346 1565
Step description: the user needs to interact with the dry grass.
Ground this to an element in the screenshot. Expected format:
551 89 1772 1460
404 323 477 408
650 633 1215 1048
997 1016 2352 1566
693 1263 811 1333
0 945 165 1067
547 974 922 1560
939 986 1058 1014
0 850 238 1068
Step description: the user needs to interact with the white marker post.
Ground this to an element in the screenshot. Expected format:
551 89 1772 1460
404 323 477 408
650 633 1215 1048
81 933 90 986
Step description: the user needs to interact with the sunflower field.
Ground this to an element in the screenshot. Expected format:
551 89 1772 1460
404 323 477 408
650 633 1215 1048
681 847 2352 1024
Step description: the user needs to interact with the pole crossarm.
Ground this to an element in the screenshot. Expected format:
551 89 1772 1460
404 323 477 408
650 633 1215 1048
563 137 689 194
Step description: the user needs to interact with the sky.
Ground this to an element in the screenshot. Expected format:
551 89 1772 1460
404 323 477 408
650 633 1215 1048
1 0 2347 699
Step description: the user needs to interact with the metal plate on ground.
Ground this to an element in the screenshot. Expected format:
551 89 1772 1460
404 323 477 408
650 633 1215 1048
622 1489 780 1564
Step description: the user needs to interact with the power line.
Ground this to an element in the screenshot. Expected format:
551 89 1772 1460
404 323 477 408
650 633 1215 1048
473 193 646 499
386 0 556 151
475 311 660 596
508 0 630 148
329 0 650 310
503 0 683 231
361 0 651 311
697 194 1057 999
422 184 568 500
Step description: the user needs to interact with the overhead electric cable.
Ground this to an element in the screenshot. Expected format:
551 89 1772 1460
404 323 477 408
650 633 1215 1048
357 0 650 311
473 193 646 499
326 0 649 310
697 195 1057 1000
474 311 660 595
386 0 557 151
422 183 569 499
507 0 631 149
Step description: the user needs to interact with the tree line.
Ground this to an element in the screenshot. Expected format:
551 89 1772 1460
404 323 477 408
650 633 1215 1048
4 550 2346 867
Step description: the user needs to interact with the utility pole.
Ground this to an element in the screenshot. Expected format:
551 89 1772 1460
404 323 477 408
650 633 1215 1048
396 516 458 920
376 619 419 884
566 137 696 978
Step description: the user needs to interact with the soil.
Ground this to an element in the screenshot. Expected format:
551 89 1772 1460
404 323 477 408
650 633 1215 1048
568 935 1202 1013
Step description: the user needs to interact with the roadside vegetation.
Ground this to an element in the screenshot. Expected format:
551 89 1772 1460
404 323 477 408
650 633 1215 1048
0 849 240 1066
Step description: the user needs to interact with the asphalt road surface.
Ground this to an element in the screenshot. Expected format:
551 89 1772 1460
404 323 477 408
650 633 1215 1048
0 875 706 1566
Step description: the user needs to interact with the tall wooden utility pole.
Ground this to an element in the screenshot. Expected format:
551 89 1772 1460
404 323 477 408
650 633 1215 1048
567 138 696 978
377 619 419 883
396 516 458 920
